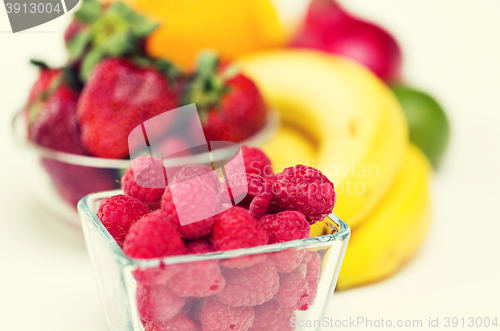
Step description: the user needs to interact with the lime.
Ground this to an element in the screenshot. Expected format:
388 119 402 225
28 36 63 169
391 85 450 169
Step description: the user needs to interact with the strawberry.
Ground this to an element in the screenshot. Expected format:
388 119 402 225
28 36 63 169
66 0 158 81
24 61 117 207
77 57 181 159
24 61 84 155
182 52 267 143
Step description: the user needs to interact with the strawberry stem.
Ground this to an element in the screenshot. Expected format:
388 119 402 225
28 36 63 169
182 51 240 118
68 0 159 81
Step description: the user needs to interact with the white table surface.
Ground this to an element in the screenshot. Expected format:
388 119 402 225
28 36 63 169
1 1 499 330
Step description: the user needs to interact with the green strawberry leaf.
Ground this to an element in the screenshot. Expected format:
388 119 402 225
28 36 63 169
182 51 227 114
80 48 105 81
74 0 101 24
67 28 92 62
196 50 219 78
108 2 159 37
133 56 181 85
30 59 49 69
154 59 181 84
71 0 162 82
96 29 135 57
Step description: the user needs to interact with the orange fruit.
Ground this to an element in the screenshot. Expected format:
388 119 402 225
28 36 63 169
124 0 284 69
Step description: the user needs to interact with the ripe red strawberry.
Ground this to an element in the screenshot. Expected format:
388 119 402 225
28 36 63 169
24 62 117 207
182 52 267 142
77 58 181 159
24 62 84 155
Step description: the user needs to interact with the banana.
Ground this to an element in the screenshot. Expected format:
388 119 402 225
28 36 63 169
336 144 432 290
260 124 316 172
238 50 408 227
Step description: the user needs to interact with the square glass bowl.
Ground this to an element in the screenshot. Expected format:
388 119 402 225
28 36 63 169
78 190 350 331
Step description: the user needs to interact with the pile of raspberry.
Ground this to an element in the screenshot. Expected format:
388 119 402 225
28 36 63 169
97 146 336 331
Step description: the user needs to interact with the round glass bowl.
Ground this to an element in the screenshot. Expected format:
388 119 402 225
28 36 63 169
78 190 350 331
11 110 279 226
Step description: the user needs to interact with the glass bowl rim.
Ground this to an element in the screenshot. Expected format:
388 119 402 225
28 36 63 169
11 108 280 168
78 190 351 268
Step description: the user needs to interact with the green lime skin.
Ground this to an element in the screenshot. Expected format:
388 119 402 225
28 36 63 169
391 85 450 169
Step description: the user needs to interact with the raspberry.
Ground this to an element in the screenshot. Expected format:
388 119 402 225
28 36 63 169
211 207 268 251
274 251 321 311
265 199 285 215
189 298 205 323
122 156 168 204
172 165 220 193
269 249 306 273
273 262 309 311
217 258 279 307
168 237 224 298
219 253 267 269
226 146 273 181
123 216 185 259
144 313 198 331
97 194 149 246
162 177 219 239
200 298 254 331
185 239 213 255
304 251 320 305
181 298 197 315
259 211 310 244
133 263 182 286
136 283 186 322
218 173 272 219
266 174 277 185
168 259 226 297
272 165 336 224
248 300 295 331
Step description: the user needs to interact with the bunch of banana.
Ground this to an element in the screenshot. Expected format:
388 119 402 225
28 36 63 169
238 50 432 289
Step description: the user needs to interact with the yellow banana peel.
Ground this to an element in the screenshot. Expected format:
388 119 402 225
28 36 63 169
336 144 432 290
238 50 408 228
260 124 316 172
